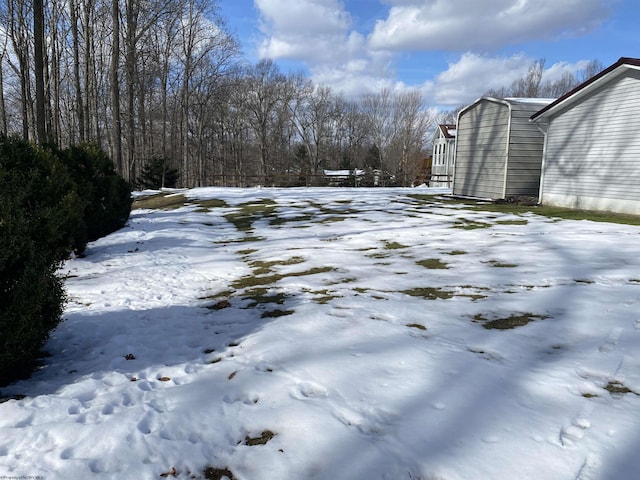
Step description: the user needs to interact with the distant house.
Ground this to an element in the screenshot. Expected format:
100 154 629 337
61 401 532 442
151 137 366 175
430 124 456 187
530 57 640 215
452 97 554 199
323 169 365 186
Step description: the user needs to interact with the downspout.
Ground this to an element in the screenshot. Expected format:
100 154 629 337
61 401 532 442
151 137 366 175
502 101 512 199
452 110 464 193
533 118 550 205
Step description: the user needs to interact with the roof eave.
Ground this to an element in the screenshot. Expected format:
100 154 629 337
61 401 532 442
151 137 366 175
531 57 640 122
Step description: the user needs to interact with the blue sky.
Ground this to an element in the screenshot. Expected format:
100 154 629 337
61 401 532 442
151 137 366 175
219 0 640 109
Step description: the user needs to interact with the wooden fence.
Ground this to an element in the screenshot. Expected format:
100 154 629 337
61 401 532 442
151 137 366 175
199 172 453 188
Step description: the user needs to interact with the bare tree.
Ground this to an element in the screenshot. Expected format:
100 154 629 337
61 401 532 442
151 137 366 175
486 58 605 101
389 90 432 185
578 60 605 83
241 59 289 183
510 58 545 97
360 88 396 175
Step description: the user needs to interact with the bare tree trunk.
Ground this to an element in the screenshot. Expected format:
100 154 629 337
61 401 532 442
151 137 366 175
70 0 85 141
82 0 95 141
33 0 47 144
111 0 123 174
125 0 137 182
0 37 8 134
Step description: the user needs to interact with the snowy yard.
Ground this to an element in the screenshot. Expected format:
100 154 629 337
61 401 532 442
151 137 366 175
2 187 640 480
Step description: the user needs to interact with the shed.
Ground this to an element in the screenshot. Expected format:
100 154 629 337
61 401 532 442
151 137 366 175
453 97 554 199
430 124 456 187
530 57 640 215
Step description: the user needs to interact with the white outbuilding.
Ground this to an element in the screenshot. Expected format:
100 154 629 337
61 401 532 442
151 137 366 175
453 97 554 200
531 57 640 215
430 124 456 187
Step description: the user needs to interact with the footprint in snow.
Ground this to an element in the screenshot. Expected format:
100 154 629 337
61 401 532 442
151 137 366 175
290 381 328 400
333 405 397 435
223 391 260 405
560 403 594 447
599 327 622 353
575 453 600 480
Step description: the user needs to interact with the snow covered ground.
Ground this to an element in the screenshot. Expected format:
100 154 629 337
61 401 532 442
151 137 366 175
2 186 640 480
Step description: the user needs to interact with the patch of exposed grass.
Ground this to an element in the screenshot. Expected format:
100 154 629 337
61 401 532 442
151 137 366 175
460 293 488 301
605 381 638 398
448 197 640 225
203 466 236 480
133 192 188 210
405 194 450 205
270 214 314 226
452 219 492 230
401 287 455 300
303 287 341 303
224 199 277 232
231 266 336 289
366 251 391 259
200 290 235 303
261 309 295 318
406 192 640 225
416 258 449 269
383 240 409 250
446 250 467 255
194 198 229 211
312 293 341 304
242 288 289 308
486 259 518 268
496 219 529 225
245 430 276 446
406 323 427 330
248 257 305 275
316 216 348 224
456 285 491 301
309 201 359 216
473 312 549 330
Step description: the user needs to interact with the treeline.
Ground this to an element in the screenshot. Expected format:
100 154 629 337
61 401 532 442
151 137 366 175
0 136 131 386
485 58 604 99
1 0 434 188
1 1 605 188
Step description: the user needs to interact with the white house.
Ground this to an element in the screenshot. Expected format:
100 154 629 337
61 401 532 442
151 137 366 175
453 97 554 199
530 57 640 215
430 124 456 187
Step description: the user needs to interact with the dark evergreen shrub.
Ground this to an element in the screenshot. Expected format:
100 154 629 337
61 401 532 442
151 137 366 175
62 143 133 252
0 136 82 385
136 156 180 190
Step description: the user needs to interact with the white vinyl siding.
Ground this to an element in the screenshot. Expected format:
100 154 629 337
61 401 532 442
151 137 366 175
505 104 547 196
453 101 508 198
453 98 550 199
541 69 640 212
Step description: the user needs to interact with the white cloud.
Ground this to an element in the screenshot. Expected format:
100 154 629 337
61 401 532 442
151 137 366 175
368 0 611 51
426 53 531 106
420 54 596 109
254 0 397 94
251 0 611 108
541 59 592 83
256 0 354 62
